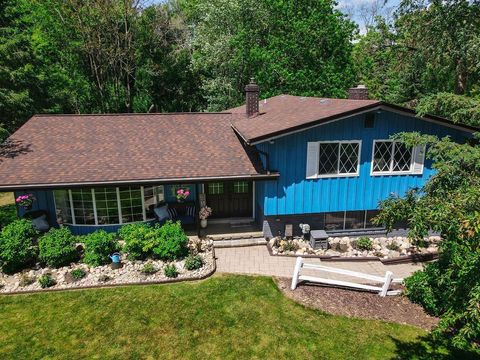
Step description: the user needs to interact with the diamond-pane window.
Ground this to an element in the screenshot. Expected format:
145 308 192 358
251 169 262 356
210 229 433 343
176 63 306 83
372 141 413 174
317 141 360 176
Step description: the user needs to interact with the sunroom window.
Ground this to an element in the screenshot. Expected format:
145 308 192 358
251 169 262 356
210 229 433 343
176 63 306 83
54 185 165 226
306 141 361 179
372 140 425 175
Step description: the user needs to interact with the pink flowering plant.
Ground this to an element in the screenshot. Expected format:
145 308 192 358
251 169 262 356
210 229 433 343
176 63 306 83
15 193 35 208
199 206 212 220
176 188 190 201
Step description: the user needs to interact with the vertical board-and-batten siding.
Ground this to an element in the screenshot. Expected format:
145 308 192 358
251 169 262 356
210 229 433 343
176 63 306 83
255 110 471 217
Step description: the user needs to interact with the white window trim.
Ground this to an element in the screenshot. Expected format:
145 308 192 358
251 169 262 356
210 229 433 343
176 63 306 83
311 140 362 179
370 139 419 176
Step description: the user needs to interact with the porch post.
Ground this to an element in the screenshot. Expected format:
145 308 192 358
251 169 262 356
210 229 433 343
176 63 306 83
195 183 201 237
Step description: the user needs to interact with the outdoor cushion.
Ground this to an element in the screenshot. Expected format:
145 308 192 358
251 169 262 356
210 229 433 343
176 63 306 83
167 207 178 220
32 214 50 232
186 205 195 218
154 205 169 221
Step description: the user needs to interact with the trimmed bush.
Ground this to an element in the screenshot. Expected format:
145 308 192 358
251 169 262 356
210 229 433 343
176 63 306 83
164 263 178 278
184 254 203 271
118 223 156 260
119 221 188 261
141 262 158 275
0 219 38 274
38 227 79 268
82 230 118 267
353 236 373 251
152 221 189 261
70 268 86 281
19 273 35 287
38 273 56 288
0 204 17 229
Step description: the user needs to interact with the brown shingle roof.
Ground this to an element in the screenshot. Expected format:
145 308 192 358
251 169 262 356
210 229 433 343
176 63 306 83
229 95 478 143
0 113 272 189
229 95 381 143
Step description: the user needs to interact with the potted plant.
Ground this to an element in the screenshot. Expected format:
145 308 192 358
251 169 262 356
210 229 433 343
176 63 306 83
176 188 190 203
199 206 212 228
15 193 35 210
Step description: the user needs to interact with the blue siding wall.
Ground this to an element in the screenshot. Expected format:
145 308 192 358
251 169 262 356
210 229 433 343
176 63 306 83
255 111 471 216
14 190 58 226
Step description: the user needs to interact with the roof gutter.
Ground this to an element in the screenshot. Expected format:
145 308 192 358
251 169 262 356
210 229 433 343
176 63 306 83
0 173 279 191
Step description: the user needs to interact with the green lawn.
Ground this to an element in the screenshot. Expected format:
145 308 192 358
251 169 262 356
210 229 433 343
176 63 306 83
0 275 463 359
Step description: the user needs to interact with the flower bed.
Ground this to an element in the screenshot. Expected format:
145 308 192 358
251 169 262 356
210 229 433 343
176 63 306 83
269 235 440 259
0 219 215 294
0 238 214 294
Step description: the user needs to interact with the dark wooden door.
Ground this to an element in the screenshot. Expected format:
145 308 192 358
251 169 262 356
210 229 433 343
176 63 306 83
205 181 252 218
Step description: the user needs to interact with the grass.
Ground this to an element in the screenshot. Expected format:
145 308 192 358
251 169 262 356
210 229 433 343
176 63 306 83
0 275 432 360
0 192 14 206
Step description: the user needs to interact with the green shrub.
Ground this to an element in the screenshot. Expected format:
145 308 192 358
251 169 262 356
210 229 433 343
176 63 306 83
404 269 439 315
152 221 189 261
82 230 118 267
38 227 79 268
0 219 38 274
118 223 156 260
282 240 299 252
0 204 17 229
353 236 373 251
386 241 400 251
19 273 35 287
184 254 203 271
38 273 56 288
141 262 158 275
164 264 178 278
70 268 86 280
119 221 188 261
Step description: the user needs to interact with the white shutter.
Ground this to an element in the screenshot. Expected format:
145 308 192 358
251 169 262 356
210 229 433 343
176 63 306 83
412 145 426 175
306 142 319 179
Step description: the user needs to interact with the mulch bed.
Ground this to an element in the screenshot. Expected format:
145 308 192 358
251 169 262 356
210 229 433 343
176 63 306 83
275 277 438 330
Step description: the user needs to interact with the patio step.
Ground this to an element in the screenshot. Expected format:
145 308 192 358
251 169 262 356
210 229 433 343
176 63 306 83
213 238 267 248
208 230 264 241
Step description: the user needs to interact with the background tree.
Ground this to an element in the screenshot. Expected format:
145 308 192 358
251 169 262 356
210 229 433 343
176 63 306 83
374 132 480 350
185 0 357 111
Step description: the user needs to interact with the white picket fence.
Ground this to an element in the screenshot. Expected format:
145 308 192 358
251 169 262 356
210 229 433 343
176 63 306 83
291 257 402 297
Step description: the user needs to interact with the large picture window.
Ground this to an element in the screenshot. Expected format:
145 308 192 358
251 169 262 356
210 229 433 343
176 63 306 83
306 141 361 178
371 140 425 175
54 185 165 226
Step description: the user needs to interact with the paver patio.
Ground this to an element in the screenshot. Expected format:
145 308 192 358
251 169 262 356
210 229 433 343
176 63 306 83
215 245 424 282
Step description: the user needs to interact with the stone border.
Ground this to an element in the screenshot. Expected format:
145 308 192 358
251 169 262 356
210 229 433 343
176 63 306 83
266 242 437 265
0 249 217 296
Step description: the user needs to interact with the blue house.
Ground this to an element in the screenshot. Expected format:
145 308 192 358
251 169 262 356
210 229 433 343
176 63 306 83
0 82 476 238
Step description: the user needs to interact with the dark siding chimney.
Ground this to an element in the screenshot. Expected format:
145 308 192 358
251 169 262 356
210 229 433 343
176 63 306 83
245 78 260 117
348 85 369 100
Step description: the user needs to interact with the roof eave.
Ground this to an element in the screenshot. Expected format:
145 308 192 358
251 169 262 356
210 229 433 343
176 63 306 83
0 173 280 191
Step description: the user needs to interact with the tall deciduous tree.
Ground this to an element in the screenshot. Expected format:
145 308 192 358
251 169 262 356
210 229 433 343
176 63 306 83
185 0 357 111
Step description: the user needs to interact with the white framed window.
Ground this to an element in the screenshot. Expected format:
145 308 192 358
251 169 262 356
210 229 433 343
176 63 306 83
306 140 361 179
371 140 425 176
208 182 224 194
54 185 166 226
233 181 249 193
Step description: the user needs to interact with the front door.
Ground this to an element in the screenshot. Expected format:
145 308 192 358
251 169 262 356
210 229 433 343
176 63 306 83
205 181 252 218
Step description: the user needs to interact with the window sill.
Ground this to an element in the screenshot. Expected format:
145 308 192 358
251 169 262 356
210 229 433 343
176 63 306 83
370 171 422 176
307 173 360 179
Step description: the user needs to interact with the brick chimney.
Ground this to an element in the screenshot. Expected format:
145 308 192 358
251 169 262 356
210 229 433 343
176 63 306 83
245 78 260 117
348 85 369 100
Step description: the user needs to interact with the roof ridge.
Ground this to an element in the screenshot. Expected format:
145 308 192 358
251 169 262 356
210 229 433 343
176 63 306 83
32 112 233 117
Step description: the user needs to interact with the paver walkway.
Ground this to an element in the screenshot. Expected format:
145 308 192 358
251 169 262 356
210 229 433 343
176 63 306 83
215 245 424 281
